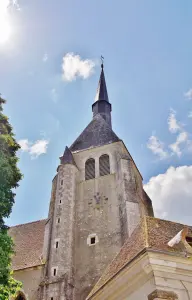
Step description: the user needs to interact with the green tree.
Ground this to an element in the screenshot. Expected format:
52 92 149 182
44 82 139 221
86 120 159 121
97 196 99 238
0 95 22 299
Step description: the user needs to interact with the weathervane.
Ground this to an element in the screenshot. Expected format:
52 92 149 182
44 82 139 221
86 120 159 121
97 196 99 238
101 55 104 68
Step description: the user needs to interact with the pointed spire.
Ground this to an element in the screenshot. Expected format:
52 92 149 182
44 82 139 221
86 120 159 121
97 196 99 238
92 59 112 127
95 62 109 102
60 146 76 166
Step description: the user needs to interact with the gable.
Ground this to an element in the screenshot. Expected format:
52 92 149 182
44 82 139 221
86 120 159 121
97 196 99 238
87 217 192 299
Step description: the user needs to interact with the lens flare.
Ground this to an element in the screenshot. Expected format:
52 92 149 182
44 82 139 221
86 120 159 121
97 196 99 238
0 0 12 44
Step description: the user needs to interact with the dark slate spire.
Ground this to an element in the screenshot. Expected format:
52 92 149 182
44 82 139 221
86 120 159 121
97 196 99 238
60 146 76 166
92 62 112 128
70 61 120 152
94 63 109 102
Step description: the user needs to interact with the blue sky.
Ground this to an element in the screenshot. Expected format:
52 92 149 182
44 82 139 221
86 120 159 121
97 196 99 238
0 0 192 226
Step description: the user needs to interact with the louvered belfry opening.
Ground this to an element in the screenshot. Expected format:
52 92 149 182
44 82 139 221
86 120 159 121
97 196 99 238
99 154 110 176
85 158 95 180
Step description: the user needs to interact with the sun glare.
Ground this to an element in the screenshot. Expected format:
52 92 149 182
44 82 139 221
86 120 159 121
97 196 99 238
0 0 12 44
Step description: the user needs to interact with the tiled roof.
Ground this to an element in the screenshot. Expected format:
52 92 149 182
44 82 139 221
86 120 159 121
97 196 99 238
60 146 77 167
70 114 120 152
9 219 46 271
87 216 192 299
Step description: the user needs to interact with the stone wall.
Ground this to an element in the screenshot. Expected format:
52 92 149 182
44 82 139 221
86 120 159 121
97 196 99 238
40 140 154 300
40 163 78 300
74 173 122 299
13 266 43 300
148 251 192 300
72 141 152 299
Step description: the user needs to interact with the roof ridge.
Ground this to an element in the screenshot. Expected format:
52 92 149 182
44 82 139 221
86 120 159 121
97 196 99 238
145 215 192 228
144 216 149 248
9 218 47 228
70 118 96 150
94 114 120 137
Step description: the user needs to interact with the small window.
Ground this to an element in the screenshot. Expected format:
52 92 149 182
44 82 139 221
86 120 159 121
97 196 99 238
91 237 96 245
59 200 62 204
99 154 110 176
53 268 57 276
87 233 98 246
61 180 63 185
56 241 59 248
85 158 95 180
186 236 192 247
57 218 60 224
51 298 53 300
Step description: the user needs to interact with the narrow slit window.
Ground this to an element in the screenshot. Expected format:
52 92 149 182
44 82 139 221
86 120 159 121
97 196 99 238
99 154 110 176
51 298 53 300
57 218 60 224
61 180 63 185
59 200 62 204
85 158 95 180
56 241 59 248
91 237 96 245
53 268 57 276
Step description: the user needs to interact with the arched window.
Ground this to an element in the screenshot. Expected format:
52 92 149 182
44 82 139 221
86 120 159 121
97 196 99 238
99 154 110 176
85 158 95 180
15 293 26 300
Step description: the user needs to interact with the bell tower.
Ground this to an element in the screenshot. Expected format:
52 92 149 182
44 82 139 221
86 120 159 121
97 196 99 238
40 63 153 300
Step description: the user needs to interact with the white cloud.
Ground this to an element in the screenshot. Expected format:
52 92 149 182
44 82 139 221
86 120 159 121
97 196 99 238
184 88 192 100
147 135 168 160
148 109 192 159
169 131 188 157
18 139 49 158
29 140 49 157
43 53 48 62
144 166 192 225
188 111 192 118
62 52 95 81
18 139 30 151
50 88 58 103
168 109 181 133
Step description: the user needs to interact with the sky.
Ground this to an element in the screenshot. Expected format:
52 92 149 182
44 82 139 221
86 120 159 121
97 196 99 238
0 0 192 226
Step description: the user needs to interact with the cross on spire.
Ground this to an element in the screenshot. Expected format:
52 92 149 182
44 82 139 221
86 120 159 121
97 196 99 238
101 55 104 68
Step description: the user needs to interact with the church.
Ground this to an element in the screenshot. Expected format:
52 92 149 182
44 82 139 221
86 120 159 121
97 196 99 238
9 63 192 300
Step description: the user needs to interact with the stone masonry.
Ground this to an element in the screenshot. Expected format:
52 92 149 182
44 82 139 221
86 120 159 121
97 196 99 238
39 140 153 300
37 64 153 300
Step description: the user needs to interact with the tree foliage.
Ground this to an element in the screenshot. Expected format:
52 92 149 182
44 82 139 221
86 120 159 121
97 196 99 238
0 96 22 298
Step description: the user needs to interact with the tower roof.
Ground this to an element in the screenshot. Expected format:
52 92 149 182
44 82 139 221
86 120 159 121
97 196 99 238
95 63 109 102
70 114 120 152
70 62 118 152
60 146 76 166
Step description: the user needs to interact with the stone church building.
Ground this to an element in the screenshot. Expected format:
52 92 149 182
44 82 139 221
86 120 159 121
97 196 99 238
9 64 192 300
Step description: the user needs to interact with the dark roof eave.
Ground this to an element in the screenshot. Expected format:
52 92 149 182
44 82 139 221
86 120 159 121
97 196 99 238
13 263 45 272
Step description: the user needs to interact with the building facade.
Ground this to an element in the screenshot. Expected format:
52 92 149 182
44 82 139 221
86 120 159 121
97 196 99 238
10 64 192 300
